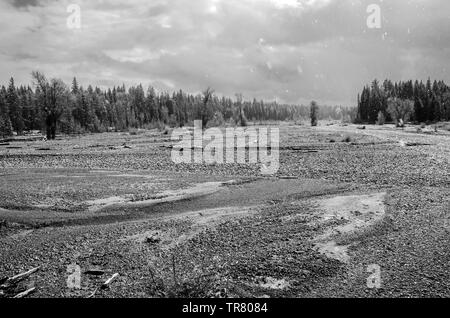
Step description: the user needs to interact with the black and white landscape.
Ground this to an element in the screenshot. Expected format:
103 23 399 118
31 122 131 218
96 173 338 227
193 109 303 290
0 0 449 299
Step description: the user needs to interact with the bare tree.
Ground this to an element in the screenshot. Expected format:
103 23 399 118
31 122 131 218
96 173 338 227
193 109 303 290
32 71 68 139
387 97 414 127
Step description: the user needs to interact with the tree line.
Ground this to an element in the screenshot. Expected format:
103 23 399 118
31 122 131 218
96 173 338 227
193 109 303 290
0 72 352 139
357 79 450 124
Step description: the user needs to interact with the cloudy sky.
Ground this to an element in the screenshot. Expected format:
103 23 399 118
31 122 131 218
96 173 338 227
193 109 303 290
0 0 449 105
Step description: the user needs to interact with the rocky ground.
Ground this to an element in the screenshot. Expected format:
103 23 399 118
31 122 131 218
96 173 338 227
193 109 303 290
0 123 449 298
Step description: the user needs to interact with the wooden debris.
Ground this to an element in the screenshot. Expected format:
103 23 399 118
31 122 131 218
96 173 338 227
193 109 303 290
13 287 35 298
101 273 119 289
1 266 40 288
146 234 161 244
84 269 105 276
87 287 99 298
405 142 432 147
280 145 321 152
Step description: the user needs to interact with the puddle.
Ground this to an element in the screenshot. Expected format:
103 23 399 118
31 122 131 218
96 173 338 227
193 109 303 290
311 192 386 263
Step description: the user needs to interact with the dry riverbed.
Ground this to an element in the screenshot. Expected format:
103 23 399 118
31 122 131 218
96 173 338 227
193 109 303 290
0 124 449 298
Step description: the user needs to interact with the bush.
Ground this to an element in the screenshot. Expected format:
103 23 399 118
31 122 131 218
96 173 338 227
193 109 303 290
435 122 450 131
0 116 13 138
387 97 414 125
396 119 405 128
342 136 352 143
239 111 248 127
144 121 166 131
376 111 385 125
129 128 146 135
310 101 319 126
146 253 222 298
207 111 225 128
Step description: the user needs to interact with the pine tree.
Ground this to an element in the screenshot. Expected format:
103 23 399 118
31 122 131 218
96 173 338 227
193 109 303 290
310 100 318 126
6 77 24 134
71 77 79 94
201 87 214 128
0 87 13 137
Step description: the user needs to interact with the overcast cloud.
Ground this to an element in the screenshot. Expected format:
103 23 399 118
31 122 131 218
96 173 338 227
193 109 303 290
0 0 449 105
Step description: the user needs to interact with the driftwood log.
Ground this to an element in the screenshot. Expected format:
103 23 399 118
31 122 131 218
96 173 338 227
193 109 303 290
13 287 36 298
0 266 40 288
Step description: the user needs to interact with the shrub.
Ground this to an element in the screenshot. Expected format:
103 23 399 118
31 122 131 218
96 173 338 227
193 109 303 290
239 110 248 127
129 128 139 135
376 111 385 125
342 136 352 142
396 119 405 128
387 97 414 125
146 253 222 298
207 111 225 128
0 116 13 138
310 101 319 126
144 121 166 131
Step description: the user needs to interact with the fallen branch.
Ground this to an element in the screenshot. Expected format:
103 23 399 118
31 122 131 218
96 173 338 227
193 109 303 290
1 266 40 288
280 145 322 152
87 287 99 298
84 269 105 276
13 287 35 298
101 273 119 289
